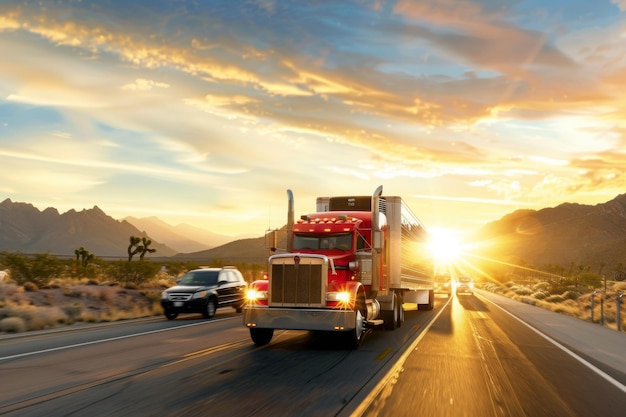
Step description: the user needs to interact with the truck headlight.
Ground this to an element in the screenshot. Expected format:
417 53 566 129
246 289 267 301
326 291 351 302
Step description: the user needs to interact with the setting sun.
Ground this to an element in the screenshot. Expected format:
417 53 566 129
428 227 464 271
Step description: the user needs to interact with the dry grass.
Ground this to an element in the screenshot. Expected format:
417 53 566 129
0 278 166 333
481 281 626 331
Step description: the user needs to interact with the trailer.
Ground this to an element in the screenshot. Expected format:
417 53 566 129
244 186 434 348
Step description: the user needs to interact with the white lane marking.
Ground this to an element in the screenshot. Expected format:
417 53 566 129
484 296 626 394
347 297 452 417
0 317 234 362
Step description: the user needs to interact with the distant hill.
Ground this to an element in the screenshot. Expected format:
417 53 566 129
473 194 626 272
4 194 626 271
0 199 177 258
123 216 233 253
172 236 271 263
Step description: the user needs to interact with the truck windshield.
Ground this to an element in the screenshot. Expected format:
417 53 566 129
293 233 352 250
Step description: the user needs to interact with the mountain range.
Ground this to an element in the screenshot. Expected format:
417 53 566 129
0 199 234 257
473 193 626 273
2 194 626 270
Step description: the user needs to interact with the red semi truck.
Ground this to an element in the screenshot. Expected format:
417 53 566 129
244 186 434 348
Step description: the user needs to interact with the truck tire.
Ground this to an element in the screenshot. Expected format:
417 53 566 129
383 293 400 330
250 328 274 346
343 308 365 349
397 293 404 327
418 290 435 311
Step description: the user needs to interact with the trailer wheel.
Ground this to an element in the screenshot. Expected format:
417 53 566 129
397 293 404 327
250 328 274 346
383 293 400 330
418 290 435 311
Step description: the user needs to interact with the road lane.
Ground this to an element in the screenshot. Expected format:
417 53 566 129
0 301 443 417
361 293 626 417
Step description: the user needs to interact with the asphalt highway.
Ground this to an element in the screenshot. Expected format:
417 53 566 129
356 290 626 417
1 290 624 417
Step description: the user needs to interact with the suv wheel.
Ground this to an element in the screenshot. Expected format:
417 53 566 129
203 298 217 319
164 309 178 320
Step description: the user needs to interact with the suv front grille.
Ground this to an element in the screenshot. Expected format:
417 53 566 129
167 293 193 302
269 258 325 307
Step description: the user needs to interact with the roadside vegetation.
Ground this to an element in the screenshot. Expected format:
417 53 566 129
0 250 266 334
3 248 625 335
477 268 626 332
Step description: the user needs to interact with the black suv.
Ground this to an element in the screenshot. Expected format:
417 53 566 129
161 266 247 320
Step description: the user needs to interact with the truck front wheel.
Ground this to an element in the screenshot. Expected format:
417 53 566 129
343 308 365 349
250 328 274 346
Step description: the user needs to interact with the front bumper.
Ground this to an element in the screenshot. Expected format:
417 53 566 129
161 299 206 313
244 306 356 332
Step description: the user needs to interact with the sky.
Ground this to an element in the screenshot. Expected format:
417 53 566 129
1 0 626 241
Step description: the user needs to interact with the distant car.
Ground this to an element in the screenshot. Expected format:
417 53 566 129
161 266 247 320
434 274 453 297
456 276 474 295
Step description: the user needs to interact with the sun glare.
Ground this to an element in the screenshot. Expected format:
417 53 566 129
428 227 464 269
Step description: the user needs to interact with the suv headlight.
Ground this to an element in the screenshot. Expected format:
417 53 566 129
192 291 208 299
161 291 168 300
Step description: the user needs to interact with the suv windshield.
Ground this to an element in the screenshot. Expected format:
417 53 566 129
293 233 352 250
178 270 219 286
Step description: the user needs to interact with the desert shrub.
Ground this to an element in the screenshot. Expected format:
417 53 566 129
513 286 533 296
562 290 581 300
550 300 581 316
23 281 39 292
1 305 69 330
483 282 506 294
24 306 67 330
0 284 25 305
1 316 26 333
504 281 516 288
578 272 602 290
61 305 82 323
64 285 119 304
546 294 565 303
123 282 139 290
0 252 66 287
106 260 160 285
0 283 19 299
532 282 550 292
532 291 549 300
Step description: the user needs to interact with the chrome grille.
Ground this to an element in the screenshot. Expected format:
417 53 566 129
167 293 193 302
269 257 325 307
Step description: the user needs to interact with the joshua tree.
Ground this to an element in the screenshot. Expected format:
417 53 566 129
74 247 93 267
127 236 142 262
139 237 156 260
